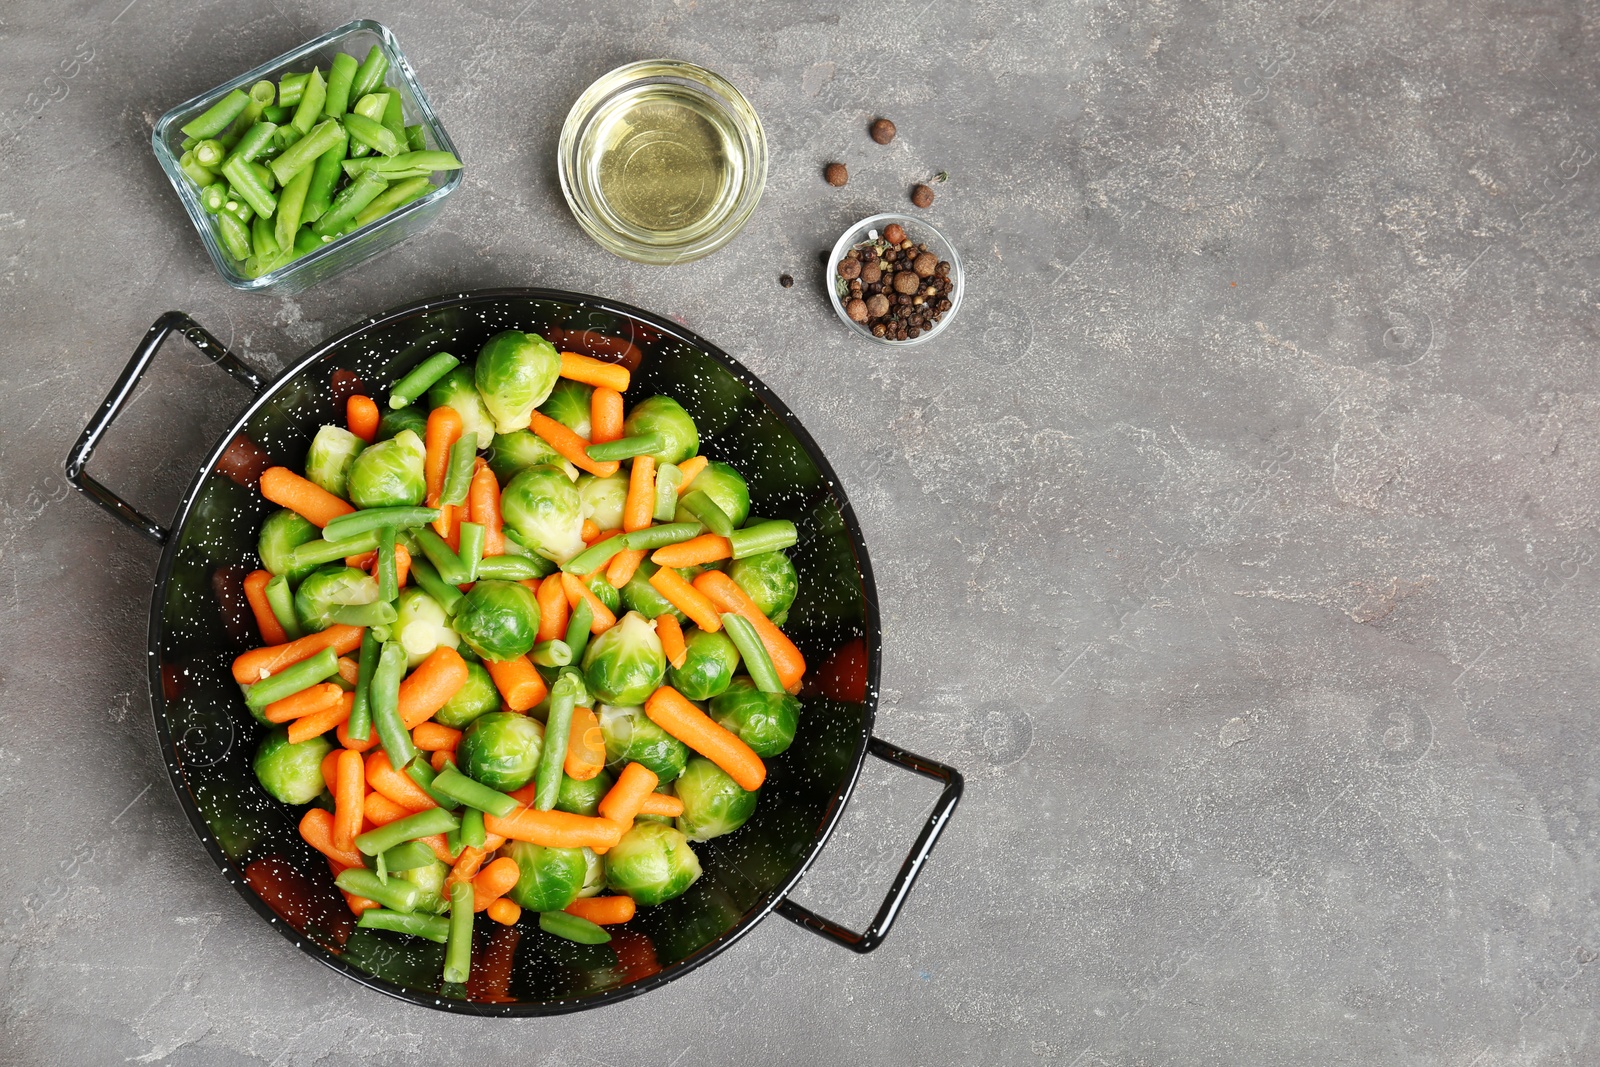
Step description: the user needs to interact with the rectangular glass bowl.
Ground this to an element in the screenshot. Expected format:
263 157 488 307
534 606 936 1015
151 20 461 294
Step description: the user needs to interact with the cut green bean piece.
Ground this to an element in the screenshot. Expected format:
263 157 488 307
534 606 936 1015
370 640 415 768
262 573 304 641
533 672 582 811
539 910 611 945
179 150 218 188
357 907 450 942
728 520 798 560
350 45 390 101
413 526 472 585
277 71 308 106
348 628 380 742
377 525 399 602
432 766 521 818
219 193 254 224
348 93 387 159
323 506 441 542
193 138 226 167
221 157 277 218
324 52 359 116
460 806 486 850
300 124 348 223
474 555 546 581
405 755 461 810
457 522 485 583
532 639 571 668
653 463 683 521
405 123 426 152
585 432 666 463
247 159 277 191
287 528 382 570
274 160 313 255
444 883 473 984
381 89 405 139
216 214 251 261
224 120 278 165
440 436 477 507
620 522 704 552
337 867 423 913
290 66 326 135
353 175 433 228
378 839 437 872
269 117 343 185
564 599 593 663
343 112 402 157
243 646 339 708
355 805 459 856
182 88 250 138
562 535 628 576
200 182 229 215
408 555 465 616
721 613 784 694
679 489 734 538
388 352 459 409
311 169 389 237
329 600 397 627
261 104 290 124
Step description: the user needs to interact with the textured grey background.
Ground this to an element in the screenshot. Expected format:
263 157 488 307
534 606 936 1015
3 0 1599 1063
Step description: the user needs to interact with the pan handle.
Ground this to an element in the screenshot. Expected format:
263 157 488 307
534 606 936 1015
65 311 266 546
776 736 963 953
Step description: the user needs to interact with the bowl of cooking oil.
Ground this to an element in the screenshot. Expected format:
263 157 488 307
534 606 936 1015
558 60 767 265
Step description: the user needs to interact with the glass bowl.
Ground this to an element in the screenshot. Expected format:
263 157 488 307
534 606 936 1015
826 213 964 346
559 60 767 265
151 20 462 294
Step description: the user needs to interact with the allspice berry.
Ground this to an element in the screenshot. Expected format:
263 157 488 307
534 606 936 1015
825 162 849 187
883 223 906 244
846 298 869 323
911 183 935 208
861 261 882 284
893 271 919 295
870 118 896 144
866 294 890 318
838 257 862 280
913 251 937 277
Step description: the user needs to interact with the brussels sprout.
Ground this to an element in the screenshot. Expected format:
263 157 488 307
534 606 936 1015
487 430 577 484
395 588 460 668
577 846 606 898
396 858 450 914
727 551 799 626
540 379 594 439
305 425 365 499
604 822 702 905
258 508 319 583
503 840 588 912
674 757 758 841
451 579 540 661
347 429 427 509
619 560 688 623
456 711 544 791
426 365 496 450
585 572 622 616
433 659 501 729
599 705 688 783
555 769 614 817
576 470 629 531
294 565 394 632
666 627 740 701
674 461 749 529
501 464 586 564
582 611 666 705
476 330 561 434
622 396 699 465
376 405 428 442
709 678 800 758
253 727 333 804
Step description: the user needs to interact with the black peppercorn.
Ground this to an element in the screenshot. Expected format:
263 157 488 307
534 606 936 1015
779 274 794 287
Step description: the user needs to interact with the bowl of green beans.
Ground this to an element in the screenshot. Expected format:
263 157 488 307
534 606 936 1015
152 20 463 293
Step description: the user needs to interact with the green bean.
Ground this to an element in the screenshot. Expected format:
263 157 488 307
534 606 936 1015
460 806 486 850
539 910 611 945
564 599 593 664
277 71 308 106
405 755 461 810
352 175 433 228
287 528 382 570
323 52 359 117
182 88 250 138
219 191 253 225
474 555 545 582
370 640 415 768
290 66 326 135
262 573 304 641
432 766 521 818
274 161 313 254
346 150 461 176
324 506 441 542
379 839 437 872
585 432 666 463
652 463 683 521
413 526 471 585
338 867 423 913
193 138 226 167
444 883 474 984
292 226 322 255
329 600 397 627
261 103 290 124
355 806 459 857
346 92 388 159
343 112 403 157
721 613 784 694
408 555 464 616
440 436 478 508
388 352 459 409
562 535 628 576
376 525 399 602
532 639 571 668
457 522 485 583
178 150 217 188
679 489 734 538
533 673 579 811
444 826 463 857
620 522 704 552
499 530 559 576
269 117 343 185
405 123 426 152
269 124 300 156
224 120 277 165
357 907 450 942
248 159 278 191
243 646 339 708
348 628 380 742
219 81 277 149
299 124 348 224
200 182 229 215
350 45 390 101
310 169 388 237
215 213 251 261
729 520 798 559
221 157 277 218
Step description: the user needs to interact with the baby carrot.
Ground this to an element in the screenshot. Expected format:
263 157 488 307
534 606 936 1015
605 548 647 589
333 748 365 853
598 761 658 829
484 806 623 850
536 573 569 640
231 624 364 685
484 654 547 712
468 463 505 557
367 544 411 590
648 566 721 633
421 834 457 864
338 716 381 752
471 856 521 911
398 646 470 729
413 721 462 752
624 455 655 533
650 533 732 569
676 455 708 491
564 706 605 781
590 386 625 444
263 681 343 724
347 394 380 443
644 686 766 791
446 845 485 889
288 690 354 744
243 569 289 644
487 897 522 926
559 351 631 392
565 895 636 926
365 749 438 812
260 466 355 528
694 570 806 690
529 411 620 478
321 749 342 795
561 571 617 632
430 748 454 772
363 788 412 827
424 405 463 509
638 792 684 817
656 613 687 669
299 807 364 869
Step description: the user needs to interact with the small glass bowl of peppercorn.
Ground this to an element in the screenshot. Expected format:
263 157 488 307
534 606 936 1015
827 213 963 345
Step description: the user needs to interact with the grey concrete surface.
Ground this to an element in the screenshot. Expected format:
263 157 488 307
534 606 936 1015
3 0 1599 1063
